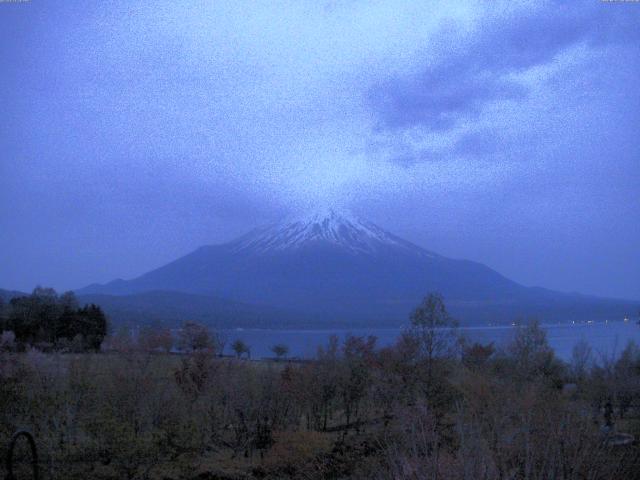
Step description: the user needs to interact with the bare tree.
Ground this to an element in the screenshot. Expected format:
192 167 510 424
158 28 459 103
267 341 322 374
507 320 560 381
409 292 459 384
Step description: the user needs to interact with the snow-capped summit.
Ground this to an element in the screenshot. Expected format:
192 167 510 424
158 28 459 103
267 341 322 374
77 208 637 327
230 208 435 256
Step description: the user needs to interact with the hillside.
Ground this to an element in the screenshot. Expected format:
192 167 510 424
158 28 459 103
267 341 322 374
78 210 638 326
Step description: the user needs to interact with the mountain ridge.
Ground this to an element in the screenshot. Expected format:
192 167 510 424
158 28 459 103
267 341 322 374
77 210 638 326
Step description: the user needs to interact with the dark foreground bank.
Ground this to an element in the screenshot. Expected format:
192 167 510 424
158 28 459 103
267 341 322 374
2 320 640 480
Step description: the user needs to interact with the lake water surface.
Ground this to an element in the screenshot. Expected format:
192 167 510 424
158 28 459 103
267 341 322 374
222 320 640 361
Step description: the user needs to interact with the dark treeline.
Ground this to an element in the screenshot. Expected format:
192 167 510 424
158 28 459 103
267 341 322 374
0 287 108 352
1 294 639 479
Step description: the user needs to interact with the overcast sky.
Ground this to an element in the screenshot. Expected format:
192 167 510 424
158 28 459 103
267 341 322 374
1 0 639 300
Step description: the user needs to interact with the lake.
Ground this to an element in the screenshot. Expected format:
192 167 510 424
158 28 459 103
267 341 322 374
221 320 640 361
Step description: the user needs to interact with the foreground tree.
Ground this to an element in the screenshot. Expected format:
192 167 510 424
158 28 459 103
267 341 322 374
409 292 459 386
506 319 561 382
339 335 377 429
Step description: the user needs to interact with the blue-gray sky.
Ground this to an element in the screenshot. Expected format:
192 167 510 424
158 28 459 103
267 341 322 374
1 0 639 300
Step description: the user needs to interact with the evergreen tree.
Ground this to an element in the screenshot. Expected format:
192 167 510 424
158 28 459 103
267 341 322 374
1 288 108 351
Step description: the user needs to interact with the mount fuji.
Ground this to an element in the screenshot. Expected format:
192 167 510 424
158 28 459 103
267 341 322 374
78 210 637 327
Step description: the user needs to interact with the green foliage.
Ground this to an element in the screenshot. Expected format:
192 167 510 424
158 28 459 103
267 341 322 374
1 287 108 351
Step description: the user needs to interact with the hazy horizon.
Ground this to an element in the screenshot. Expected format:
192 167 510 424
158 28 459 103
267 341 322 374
1 1 639 300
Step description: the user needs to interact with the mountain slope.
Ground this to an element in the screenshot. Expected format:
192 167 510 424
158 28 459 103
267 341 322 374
78 210 638 325
76 291 317 329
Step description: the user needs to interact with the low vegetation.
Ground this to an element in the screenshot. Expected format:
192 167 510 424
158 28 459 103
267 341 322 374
1 292 639 479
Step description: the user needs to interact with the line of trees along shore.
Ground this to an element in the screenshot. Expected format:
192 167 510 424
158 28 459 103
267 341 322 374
1 293 639 479
0 287 108 352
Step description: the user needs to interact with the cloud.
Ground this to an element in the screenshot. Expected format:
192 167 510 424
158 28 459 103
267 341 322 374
372 67 526 131
453 130 500 157
369 1 639 135
0 1 638 297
